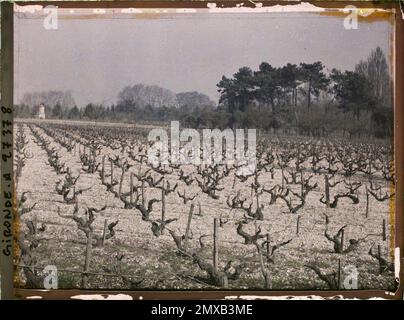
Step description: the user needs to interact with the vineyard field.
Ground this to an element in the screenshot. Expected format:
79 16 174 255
14 119 396 291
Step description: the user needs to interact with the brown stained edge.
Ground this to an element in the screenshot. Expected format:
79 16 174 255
0 1 15 301
11 1 401 10
394 0 404 302
319 11 392 23
7 0 404 300
11 288 399 300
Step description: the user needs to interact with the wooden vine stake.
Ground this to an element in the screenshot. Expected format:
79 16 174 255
33 215 38 234
382 219 387 241
118 167 125 199
257 243 271 289
300 171 304 197
110 159 114 186
324 175 330 208
266 233 270 263
337 258 342 289
340 229 345 253
101 155 105 184
365 186 369 217
296 215 301 235
91 148 96 167
81 230 93 288
281 168 285 189
198 201 202 216
221 274 229 289
101 219 108 246
161 184 166 234
213 218 219 271
141 179 145 207
183 203 194 249
130 173 133 204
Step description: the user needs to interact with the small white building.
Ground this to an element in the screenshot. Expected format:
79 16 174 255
37 104 46 119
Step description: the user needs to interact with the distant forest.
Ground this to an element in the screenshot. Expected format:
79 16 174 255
15 47 392 138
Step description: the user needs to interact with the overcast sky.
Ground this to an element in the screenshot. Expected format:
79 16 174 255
14 12 392 106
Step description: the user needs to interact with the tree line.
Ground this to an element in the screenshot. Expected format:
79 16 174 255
215 46 391 138
15 47 392 138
